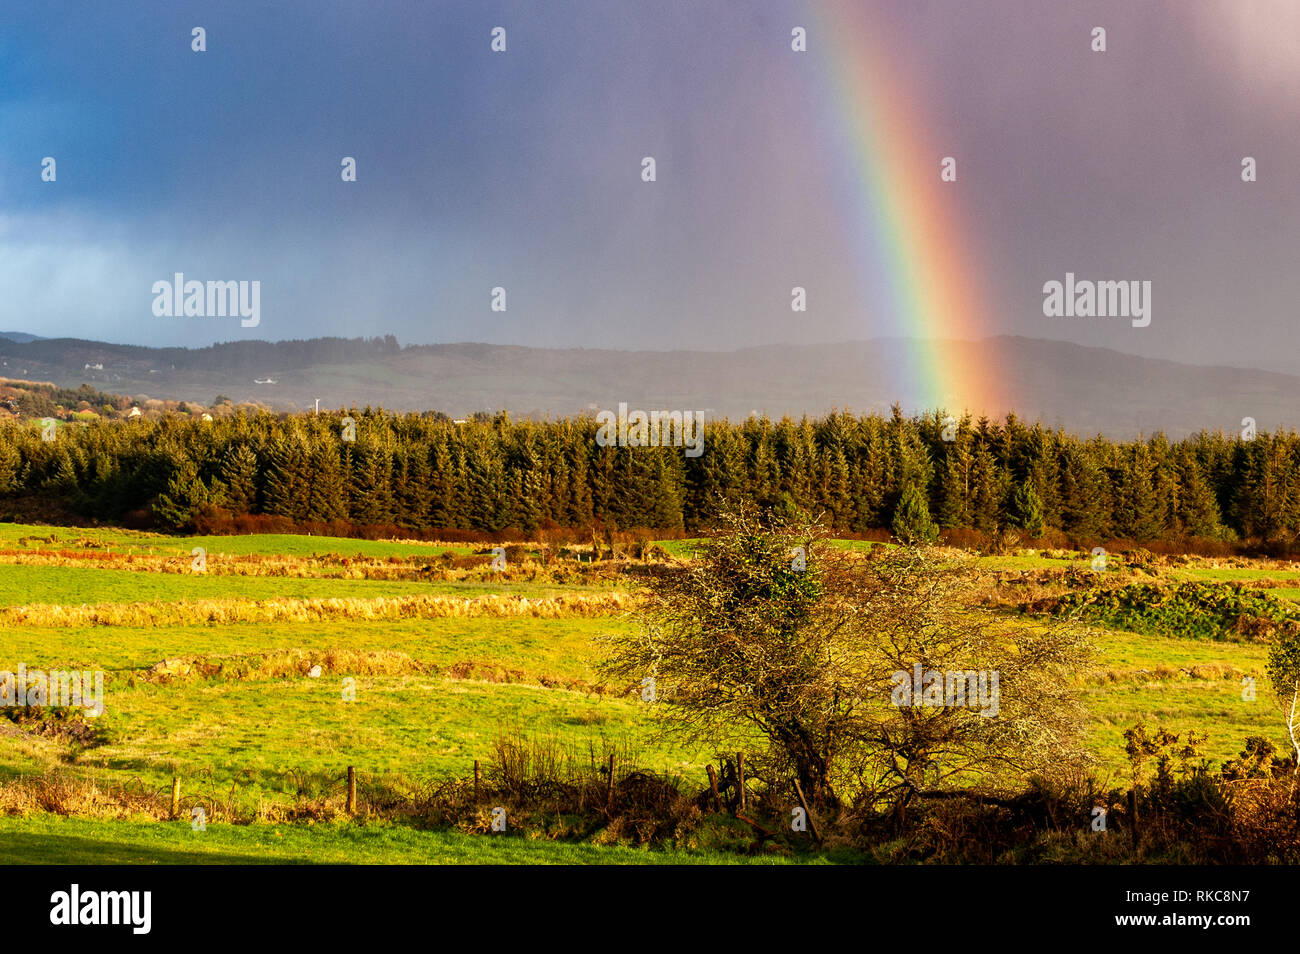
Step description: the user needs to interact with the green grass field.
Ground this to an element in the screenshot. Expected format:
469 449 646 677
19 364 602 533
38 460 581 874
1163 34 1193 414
0 815 829 864
0 522 1293 863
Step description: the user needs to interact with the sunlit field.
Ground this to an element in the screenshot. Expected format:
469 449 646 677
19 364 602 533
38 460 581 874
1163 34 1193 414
0 523 1294 863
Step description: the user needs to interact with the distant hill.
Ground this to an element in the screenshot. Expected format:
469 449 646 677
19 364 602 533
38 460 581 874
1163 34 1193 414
0 332 1292 438
0 376 247 423
0 332 47 344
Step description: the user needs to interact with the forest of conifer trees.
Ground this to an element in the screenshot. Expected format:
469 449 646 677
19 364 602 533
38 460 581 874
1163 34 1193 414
1 405 1297 549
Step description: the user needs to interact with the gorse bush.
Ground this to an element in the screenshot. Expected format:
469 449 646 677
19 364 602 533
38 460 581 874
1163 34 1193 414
1051 581 1297 641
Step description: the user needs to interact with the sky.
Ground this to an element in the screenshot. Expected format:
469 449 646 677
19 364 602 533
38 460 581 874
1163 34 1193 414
2 0 1298 373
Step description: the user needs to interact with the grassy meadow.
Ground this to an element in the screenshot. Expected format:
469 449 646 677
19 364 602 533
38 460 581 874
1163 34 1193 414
0 522 1294 864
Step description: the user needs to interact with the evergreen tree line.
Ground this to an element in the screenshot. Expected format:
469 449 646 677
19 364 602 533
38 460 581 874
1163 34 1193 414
0 406 1297 545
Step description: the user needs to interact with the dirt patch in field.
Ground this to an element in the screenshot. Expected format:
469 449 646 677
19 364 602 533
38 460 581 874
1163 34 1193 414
0 708 109 748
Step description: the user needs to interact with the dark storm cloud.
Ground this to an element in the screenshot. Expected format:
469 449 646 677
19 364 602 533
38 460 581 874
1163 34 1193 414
1 0 1296 374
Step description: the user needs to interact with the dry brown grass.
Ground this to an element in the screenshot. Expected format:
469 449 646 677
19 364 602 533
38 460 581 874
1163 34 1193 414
0 548 664 586
0 592 635 628
0 769 341 824
0 772 165 820
1086 661 1244 686
971 566 1141 610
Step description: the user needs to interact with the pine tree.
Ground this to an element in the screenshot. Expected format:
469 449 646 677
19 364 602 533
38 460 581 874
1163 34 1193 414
263 434 311 521
0 441 24 496
938 438 973 529
892 480 938 544
644 449 685 530
7 404 1296 547
349 441 395 526
776 420 816 516
1173 444 1222 538
850 420 888 531
502 469 543 533
1011 479 1045 537
1025 436 1062 531
1057 442 1110 540
749 424 781 510
463 436 505 531
307 443 348 522
969 442 1004 532
154 458 221 530
1111 445 1164 541
1234 433 1300 543
565 430 595 528
218 443 260 514
425 435 460 528
818 441 853 530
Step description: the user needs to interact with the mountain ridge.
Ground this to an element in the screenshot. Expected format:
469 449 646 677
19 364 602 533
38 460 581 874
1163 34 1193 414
0 332 1289 439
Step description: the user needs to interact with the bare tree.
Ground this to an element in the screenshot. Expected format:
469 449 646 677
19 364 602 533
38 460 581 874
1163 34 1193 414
1267 620 1300 777
600 502 1093 814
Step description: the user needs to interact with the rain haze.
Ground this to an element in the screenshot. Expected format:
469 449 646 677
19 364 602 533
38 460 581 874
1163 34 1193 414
1 0 1297 374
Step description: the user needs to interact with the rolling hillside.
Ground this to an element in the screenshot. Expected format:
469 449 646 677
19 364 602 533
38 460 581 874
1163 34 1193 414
0 333 1292 438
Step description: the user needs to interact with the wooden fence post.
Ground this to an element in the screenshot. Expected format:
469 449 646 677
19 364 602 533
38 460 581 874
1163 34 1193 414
737 753 746 812
474 760 482 801
791 777 822 844
706 764 722 812
606 754 617 813
346 766 357 816
170 776 181 820
1128 788 1140 851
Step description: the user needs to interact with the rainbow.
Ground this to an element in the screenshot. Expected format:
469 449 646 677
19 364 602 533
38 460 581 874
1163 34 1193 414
806 2 1001 416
